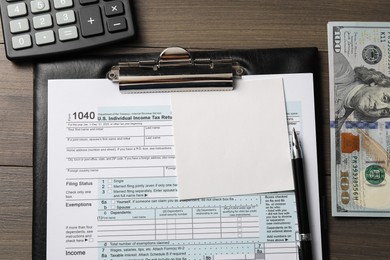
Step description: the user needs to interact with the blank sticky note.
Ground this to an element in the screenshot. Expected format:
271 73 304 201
171 78 294 200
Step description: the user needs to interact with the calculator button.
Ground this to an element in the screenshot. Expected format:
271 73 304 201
7 2 27 18
107 17 127 33
59 26 78 41
12 34 32 50
79 6 104 37
30 0 50 14
35 30 55 45
33 14 53 29
56 10 76 25
53 0 73 9
104 1 124 17
9 18 30 33
80 0 99 5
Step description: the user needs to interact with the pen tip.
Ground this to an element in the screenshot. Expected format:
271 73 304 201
291 128 302 159
292 128 298 142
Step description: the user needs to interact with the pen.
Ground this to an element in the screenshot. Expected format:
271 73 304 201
291 128 313 260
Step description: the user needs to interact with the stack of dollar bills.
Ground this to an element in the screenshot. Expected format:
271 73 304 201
328 22 390 217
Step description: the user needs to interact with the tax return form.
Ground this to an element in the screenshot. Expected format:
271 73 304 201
47 75 322 260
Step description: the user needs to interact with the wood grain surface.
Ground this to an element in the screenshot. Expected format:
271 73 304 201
1 0 390 259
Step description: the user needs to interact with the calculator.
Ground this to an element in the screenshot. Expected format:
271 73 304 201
0 0 135 61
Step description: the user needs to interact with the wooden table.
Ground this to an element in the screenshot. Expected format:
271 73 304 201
1 1 390 259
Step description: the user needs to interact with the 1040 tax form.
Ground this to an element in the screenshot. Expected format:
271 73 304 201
47 76 322 260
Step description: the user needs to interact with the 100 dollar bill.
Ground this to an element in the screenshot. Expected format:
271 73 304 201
328 22 390 217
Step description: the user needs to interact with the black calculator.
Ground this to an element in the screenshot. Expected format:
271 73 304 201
0 0 135 61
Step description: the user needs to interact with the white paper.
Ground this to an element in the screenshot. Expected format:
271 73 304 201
172 78 294 200
46 79 308 260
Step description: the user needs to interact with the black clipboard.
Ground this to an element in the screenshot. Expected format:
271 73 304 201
33 47 327 259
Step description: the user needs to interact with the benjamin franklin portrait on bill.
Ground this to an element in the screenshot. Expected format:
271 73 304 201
334 53 390 130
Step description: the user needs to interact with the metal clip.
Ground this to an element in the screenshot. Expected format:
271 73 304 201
107 47 245 93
